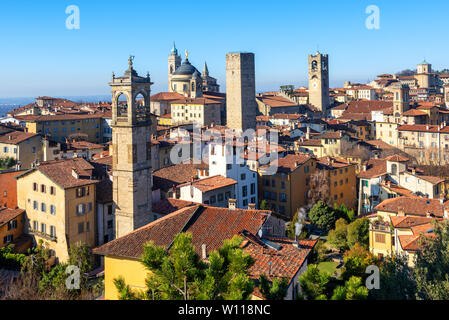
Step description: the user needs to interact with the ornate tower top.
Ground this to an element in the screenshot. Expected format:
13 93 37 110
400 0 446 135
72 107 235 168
202 61 209 77
171 42 178 55
185 50 189 61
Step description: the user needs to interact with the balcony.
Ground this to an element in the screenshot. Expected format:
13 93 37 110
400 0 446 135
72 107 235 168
29 229 57 242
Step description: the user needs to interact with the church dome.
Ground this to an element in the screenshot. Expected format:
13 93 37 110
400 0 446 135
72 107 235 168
173 60 199 76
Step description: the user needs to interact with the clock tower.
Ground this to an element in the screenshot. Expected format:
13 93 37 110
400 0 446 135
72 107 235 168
308 52 329 116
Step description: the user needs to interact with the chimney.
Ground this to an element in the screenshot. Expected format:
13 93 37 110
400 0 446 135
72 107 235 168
248 203 256 210
426 211 432 218
398 207 405 216
268 261 272 276
412 168 416 175
201 244 207 260
228 198 237 210
440 193 445 205
362 164 367 171
444 210 448 220
305 126 311 140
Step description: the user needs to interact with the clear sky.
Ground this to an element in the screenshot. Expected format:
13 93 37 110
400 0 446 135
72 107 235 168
0 0 448 98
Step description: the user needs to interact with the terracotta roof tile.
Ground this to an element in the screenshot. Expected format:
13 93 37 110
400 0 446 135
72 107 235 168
93 205 271 258
0 207 24 227
0 131 39 144
374 197 446 218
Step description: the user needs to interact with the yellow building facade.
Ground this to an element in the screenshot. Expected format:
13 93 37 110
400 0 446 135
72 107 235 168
16 160 97 262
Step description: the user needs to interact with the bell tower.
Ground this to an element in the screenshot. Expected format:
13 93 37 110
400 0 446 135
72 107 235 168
392 84 410 121
308 52 329 116
110 56 154 238
168 42 181 92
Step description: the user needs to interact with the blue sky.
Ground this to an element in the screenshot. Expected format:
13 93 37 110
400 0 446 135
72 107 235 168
0 0 448 98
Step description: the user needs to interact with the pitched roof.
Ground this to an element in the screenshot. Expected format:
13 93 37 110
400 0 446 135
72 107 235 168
0 131 39 144
178 175 237 193
257 95 299 108
0 207 24 227
150 92 184 101
357 158 387 179
153 163 199 192
241 231 317 283
17 158 97 189
272 153 313 173
152 198 198 216
385 154 409 162
374 197 446 218
93 205 271 259
402 109 427 116
390 216 436 229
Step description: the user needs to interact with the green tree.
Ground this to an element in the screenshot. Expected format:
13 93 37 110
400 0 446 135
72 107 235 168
331 276 368 300
68 241 93 274
115 233 255 300
309 240 328 264
341 243 377 281
259 200 269 211
414 220 449 300
347 218 369 249
370 254 416 300
327 218 348 252
298 265 330 300
308 201 338 231
258 274 289 300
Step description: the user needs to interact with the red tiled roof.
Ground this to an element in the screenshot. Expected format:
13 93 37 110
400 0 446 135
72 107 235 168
152 198 198 216
272 153 313 173
390 216 436 229
257 96 299 108
385 154 409 162
17 158 98 189
150 92 184 101
0 207 24 227
0 131 39 144
357 158 387 179
93 205 271 259
178 175 237 193
153 163 200 192
374 197 446 218
69 141 104 150
15 113 106 122
241 231 317 283
402 109 427 116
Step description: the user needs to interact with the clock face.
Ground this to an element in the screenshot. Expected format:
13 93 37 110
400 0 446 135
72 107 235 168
312 81 318 89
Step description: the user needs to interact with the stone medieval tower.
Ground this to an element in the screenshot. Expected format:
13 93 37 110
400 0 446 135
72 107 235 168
110 56 154 238
308 52 329 116
226 52 257 131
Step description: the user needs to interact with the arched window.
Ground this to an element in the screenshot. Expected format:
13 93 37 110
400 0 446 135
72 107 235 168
135 93 147 121
117 93 128 118
311 60 318 71
191 82 195 91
